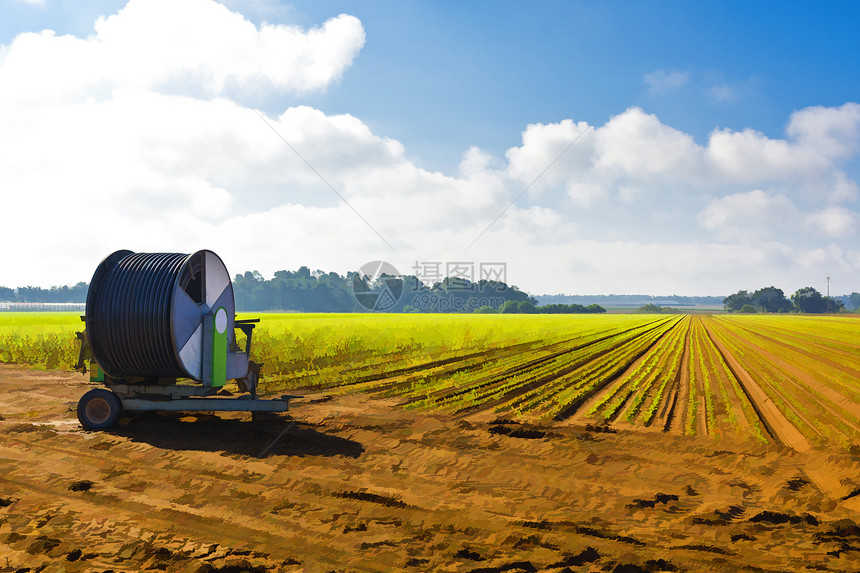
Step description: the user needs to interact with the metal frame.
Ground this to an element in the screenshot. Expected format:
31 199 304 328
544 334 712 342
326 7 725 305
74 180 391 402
75 317 300 417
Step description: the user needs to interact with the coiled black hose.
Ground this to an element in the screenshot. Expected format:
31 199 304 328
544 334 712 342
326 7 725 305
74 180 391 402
87 252 190 378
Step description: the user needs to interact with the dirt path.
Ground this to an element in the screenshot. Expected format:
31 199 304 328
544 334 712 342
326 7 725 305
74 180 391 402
714 321 860 436
701 319 811 452
707 318 826 443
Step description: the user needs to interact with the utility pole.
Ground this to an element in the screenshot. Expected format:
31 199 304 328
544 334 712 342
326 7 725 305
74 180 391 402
826 276 831 313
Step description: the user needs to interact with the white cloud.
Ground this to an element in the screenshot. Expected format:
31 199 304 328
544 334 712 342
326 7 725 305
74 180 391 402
697 190 800 241
710 84 737 102
505 119 594 192
828 172 860 203
507 104 860 195
644 70 689 94
459 146 495 177
786 102 860 159
0 0 364 104
566 182 608 207
617 185 642 205
593 107 704 179
706 127 825 181
0 0 858 296
805 207 857 238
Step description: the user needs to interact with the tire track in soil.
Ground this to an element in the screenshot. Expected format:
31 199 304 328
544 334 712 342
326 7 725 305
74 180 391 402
0 473 343 570
0 428 441 570
0 426 397 516
563 317 684 426
700 319 809 453
0 432 270 492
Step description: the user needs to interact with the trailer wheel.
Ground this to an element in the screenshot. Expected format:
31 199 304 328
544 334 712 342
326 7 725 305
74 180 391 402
77 389 123 430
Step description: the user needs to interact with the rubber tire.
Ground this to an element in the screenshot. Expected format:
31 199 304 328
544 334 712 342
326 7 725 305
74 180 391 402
77 389 123 430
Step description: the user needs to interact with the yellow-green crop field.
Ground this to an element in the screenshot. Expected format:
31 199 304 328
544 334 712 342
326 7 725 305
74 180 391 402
1 312 858 448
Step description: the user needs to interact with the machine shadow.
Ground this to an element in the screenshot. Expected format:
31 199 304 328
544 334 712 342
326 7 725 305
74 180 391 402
108 414 364 459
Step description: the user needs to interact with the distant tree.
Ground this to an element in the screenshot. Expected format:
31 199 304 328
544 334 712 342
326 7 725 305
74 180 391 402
500 300 519 314
636 304 673 314
0 282 89 303
791 287 827 313
849 292 860 312
535 303 605 314
723 290 753 312
473 305 498 314
751 286 792 313
539 303 581 314
739 305 757 314
517 301 538 314
825 297 845 313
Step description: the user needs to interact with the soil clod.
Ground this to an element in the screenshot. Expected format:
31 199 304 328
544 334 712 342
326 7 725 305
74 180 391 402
335 490 409 508
748 510 818 526
68 479 93 492
627 493 679 509
455 548 485 561
550 546 600 567
785 477 809 491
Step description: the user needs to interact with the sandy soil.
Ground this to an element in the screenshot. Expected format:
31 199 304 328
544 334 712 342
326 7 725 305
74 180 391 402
1 365 859 573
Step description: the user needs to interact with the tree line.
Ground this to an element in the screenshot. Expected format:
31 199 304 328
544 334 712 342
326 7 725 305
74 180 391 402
2 273 855 315
538 293 724 306
233 268 605 313
723 286 860 314
0 283 88 303
475 301 606 314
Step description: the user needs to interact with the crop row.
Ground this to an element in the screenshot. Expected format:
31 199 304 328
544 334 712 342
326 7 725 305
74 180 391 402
1 311 857 449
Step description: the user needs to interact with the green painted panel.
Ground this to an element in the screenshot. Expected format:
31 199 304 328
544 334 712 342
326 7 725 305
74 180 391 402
89 360 104 383
211 307 228 387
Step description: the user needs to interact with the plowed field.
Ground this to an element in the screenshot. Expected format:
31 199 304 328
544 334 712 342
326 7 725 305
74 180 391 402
1 362 860 572
1 314 858 571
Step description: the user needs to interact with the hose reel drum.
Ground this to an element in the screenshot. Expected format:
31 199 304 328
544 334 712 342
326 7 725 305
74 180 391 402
75 249 297 430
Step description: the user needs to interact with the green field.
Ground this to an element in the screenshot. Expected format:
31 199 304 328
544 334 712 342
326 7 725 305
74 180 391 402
0 312 82 369
1 312 858 448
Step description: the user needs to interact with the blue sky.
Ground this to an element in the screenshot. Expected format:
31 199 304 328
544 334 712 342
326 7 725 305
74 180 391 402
273 1 860 172
1 0 858 296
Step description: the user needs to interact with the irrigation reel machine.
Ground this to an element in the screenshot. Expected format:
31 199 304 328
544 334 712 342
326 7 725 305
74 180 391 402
74 249 298 430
